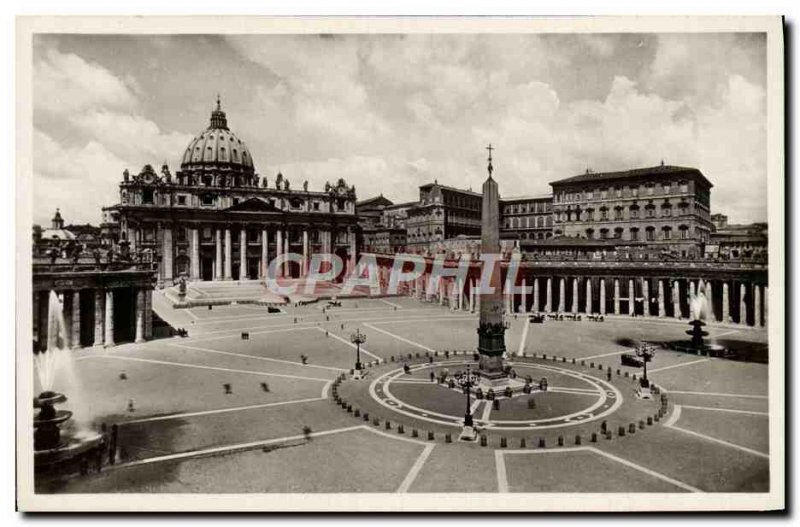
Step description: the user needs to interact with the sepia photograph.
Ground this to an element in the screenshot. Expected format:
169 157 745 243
15 15 785 512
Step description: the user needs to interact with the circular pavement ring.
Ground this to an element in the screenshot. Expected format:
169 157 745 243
368 360 624 431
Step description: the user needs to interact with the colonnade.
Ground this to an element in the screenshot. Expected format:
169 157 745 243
405 271 767 328
32 286 154 351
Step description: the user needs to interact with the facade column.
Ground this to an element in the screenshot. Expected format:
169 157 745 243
215 228 223 280
642 279 650 316
754 284 762 327
104 289 114 347
599 278 606 315
558 277 565 313
520 279 527 313
349 228 357 275
628 279 635 315
260 229 268 279
283 231 290 278
224 228 233 280
190 228 200 280
469 280 475 311
613 278 620 315
722 282 731 323
657 279 665 318
62 292 73 349
135 289 145 343
93 289 104 347
302 230 309 277
71 290 81 349
546 277 553 312
276 229 283 278
533 278 540 312
571 277 579 314
163 227 174 286
239 228 248 280
764 286 768 326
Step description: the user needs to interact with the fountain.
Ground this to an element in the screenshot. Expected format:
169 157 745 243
33 291 102 470
666 286 727 357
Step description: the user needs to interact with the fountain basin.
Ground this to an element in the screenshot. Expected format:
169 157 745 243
34 431 103 467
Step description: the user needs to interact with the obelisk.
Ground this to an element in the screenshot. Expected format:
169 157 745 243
477 144 507 381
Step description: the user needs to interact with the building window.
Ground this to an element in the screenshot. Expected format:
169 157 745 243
142 189 154 204
177 195 187 206
631 186 639 197
614 227 624 239
645 205 655 218
313 201 320 211
663 183 671 194
614 207 623 220
629 205 639 219
679 180 689 193
615 187 622 198
599 228 609 239
662 204 672 217
679 226 689 239
585 228 594 239
662 227 672 240
630 228 639 241
601 189 608 199
202 227 212 240
201 194 214 206
646 227 655 241
600 207 608 220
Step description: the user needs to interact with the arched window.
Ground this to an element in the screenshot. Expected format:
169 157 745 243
662 226 672 240
645 226 656 241
630 227 639 241
585 228 595 239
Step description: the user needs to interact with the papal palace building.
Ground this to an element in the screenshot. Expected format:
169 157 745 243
102 99 359 285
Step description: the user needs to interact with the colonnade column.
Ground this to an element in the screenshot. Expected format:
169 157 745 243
260 229 268 279
302 230 309 277
642 279 650 316
706 281 716 322
558 278 565 313
571 277 579 314
599 278 606 315
764 286 768 326
754 284 762 327
722 282 731 323
104 289 114 347
627 279 635 315
135 289 145 343
349 228 357 275
93 289 104 347
283 231 289 278
657 279 665 318
533 278 540 312
520 279 527 313
240 229 248 280
545 277 552 312
144 289 153 339
190 228 200 280
585 278 592 314
739 283 748 325
71 291 81 349
224 228 233 280
215 228 223 281
163 227 173 285
613 279 620 315
672 281 680 319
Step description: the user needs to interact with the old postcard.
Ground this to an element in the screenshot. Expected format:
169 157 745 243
16 15 785 511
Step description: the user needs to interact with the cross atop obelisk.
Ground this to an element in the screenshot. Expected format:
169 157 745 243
486 143 494 176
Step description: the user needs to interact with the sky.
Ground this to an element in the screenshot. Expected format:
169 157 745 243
31 32 767 226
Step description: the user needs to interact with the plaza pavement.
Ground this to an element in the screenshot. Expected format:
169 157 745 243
36 292 771 494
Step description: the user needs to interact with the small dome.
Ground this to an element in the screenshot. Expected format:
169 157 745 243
180 97 255 174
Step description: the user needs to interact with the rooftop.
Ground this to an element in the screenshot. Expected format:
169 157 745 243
550 164 713 189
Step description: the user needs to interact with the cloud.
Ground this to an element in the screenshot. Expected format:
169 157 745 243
33 130 126 224
34 47 138 117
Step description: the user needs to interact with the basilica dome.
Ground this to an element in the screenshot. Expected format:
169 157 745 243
180 97 255 174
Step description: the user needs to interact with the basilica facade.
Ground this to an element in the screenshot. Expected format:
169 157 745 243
102 100 359 285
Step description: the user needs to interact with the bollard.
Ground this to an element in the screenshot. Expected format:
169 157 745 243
624 371 629 378
590 362 595 368
538 437 546 448
639 420 645 430
654 413 660 422
575 435 582 445
363 412 369 422
605 430 612 440
354 409 360 418
558 436 564 446
562 357 566 363
616 369 621 376
493 399 500 411
373 418 380 426
572 358 576 364
480 435 488 447
412 429 418 438
520 437 527 448
618 425 626 437
600 420 608 434
445 433 452 443
385 421 392 430
647 416 653 426
428 431 434 441
591 432 597 443
628 423 636 434
398 424 405 434
543 354 547 360
500 437 507 448
346 405 352 413
581 360 585 366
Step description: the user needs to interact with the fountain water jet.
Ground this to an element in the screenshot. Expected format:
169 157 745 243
33 291 102 469
666 285 727 357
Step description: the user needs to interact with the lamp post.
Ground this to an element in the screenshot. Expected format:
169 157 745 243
350 329 367 371
455 364 480 428
636 340 656 388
